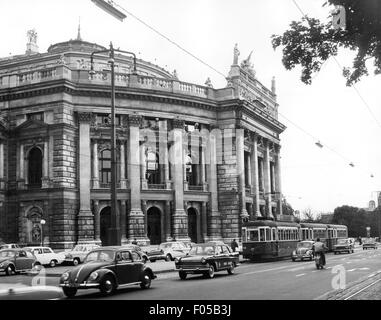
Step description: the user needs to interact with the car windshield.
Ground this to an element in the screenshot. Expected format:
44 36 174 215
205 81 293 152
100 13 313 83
337 239 348 245
85 250 115 263
189 245 215 256
0 250 15 258
72 245 90 252
297 242 312 249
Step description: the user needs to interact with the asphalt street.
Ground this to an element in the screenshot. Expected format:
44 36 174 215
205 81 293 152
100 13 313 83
1 246 380 299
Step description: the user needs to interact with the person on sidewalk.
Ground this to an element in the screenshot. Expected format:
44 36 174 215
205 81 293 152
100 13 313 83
131 238 138 245
231 239 239 252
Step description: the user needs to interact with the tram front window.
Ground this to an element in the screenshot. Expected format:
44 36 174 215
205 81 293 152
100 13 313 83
259 229 265 242
249 230 259 241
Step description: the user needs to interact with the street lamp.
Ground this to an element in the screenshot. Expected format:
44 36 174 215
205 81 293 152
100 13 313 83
40 219 46 247
89 43 137 246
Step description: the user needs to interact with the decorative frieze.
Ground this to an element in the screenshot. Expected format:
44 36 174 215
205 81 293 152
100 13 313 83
128 114 143 127
172 118 185 129
78 112 92 123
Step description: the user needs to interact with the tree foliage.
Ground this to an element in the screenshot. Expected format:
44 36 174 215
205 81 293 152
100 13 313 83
272 0 381 86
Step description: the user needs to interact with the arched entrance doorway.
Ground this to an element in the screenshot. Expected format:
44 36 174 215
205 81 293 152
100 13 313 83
100 206 111 246
147 207 161 245
187 208 198 243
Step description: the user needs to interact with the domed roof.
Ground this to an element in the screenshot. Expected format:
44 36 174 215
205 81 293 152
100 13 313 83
47 39 107 54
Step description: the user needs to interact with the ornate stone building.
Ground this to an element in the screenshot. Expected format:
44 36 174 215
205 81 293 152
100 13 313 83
0 32 286 249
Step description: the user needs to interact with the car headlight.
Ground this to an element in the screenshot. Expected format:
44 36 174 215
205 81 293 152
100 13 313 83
201 258 206 264
61 272 69 281
0 263 3 268
174 257 181 263
89 271 99 281
292 251 296 255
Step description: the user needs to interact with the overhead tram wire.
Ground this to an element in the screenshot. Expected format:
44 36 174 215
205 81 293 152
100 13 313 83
92 0 376 179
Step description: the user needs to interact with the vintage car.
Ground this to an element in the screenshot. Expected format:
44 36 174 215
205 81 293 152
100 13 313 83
59 246 156 298
0 284 64 300
24 246 66 267
334 238 354 254
0 248 40 275
174 242 239 279
140 245 166 262
291 241 315 261
159 241 190 261
0 244 21 250
63 244 100 266
121 244 149 263
363 238 378 250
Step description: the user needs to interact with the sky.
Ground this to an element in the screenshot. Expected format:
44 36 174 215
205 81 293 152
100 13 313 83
0 0 380 215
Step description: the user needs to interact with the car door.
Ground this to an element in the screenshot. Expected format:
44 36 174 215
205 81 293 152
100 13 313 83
130 251 144 282
212 246 224 270
42 248 55 264
33 248 44 264
218 245 231 269
116 251 134 284
15 250 30 271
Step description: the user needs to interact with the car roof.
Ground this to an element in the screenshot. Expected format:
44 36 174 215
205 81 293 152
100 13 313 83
0 248 23 252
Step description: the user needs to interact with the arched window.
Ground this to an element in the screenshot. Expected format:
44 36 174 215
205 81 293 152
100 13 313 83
146 151 160 184
28 147 42 188
99 149 111 184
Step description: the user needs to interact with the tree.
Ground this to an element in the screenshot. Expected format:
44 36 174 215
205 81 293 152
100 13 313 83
301 207 315 222
332 205 368 236
272 0 381 86
282 199 295 215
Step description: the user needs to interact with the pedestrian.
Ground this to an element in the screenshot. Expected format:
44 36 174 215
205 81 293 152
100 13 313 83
231 238 239 252
132 238 138 245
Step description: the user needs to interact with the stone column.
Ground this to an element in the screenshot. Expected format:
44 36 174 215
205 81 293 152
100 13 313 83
236 128 248 219
163 200 171 241
141 200 148 241
120 200 128 244
119 142 127 189
201 201 208 242
77 112 95 243
18 143 25 189
207 127 221 240
0 142 4 189
140 143 147 189
127 114 146 241
93 200 101 243
200 146 208 191
159 120 171 189
42 200 50 246
171 118 189 241
275 145 283 216
92 140 99 189
42 141 49 188
263 140 272 218
251 133 260 217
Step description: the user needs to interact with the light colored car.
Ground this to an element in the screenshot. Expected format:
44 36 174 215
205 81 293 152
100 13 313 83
334 238 354 254
64 244 100 266
291 241 315 261
24 247 65 267
0 244 20 250
159 242 188 261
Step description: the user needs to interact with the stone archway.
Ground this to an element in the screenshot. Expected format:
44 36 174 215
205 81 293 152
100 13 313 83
100 206 111 246
147 207 162 245
24 206 44 245
187 207 198 243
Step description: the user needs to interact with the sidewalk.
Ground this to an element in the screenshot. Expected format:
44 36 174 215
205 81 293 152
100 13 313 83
39 255 247 277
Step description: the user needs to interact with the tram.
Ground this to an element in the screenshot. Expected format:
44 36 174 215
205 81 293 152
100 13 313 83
242 219 348 261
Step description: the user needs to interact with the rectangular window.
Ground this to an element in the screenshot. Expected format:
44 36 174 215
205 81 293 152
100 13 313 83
27 112 44 121
266 228 271 241
249 230 259 242
259 228 265 242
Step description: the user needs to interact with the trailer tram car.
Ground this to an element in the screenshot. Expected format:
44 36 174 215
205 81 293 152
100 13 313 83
242 220 300 261
242 220 348 261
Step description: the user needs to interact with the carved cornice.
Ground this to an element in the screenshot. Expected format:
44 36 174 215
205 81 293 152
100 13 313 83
78 112 92 123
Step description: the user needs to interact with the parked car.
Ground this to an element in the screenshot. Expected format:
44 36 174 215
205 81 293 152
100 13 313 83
334 238 354 254
0 244 20 250
0 284 64 300
59 246 156 298
140 245 166 262
363 238 378 250
0 248 40 275
291 240 315 261
159 241 189 261
64 244 100 266
24 246 66 267
121 244 149 263
181 242 196 253
174 242 239 279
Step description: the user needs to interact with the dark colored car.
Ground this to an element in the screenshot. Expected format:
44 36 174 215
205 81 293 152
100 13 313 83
363 238 378 250
334 238 354 254
140 245 166 262
174 242 239 279
59 246 156 298
291 241 315 261
0 249 39 275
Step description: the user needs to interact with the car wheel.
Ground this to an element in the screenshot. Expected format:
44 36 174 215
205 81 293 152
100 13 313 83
62 287 77 298
140 272 152 289
206 264 215 279
179 271 187 280
291 258 296 262
49 260 57 268
165 254 172 262
142 256 148 263
227 263 235 275
5 265 14 276
99 275 116 296
334 252 337 255
73 258 80 266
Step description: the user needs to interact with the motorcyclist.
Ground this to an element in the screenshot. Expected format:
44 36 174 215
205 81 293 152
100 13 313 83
312 238 328 267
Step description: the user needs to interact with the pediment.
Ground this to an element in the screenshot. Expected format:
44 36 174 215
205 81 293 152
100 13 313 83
15 119 49 131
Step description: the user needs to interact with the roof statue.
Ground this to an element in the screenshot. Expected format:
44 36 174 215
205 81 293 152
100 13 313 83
172 69 178 79
27 29 38 44
240 50 256 77
205 77 213 88
233 43 240 65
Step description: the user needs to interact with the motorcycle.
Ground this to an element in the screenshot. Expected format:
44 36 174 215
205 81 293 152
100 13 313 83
315 252 325 269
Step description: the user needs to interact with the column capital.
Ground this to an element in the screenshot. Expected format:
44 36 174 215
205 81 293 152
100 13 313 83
129 113 143 127
78 112 92 123
172 118 185 129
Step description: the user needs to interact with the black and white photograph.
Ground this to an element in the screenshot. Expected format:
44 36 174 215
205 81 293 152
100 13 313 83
0 0 381 311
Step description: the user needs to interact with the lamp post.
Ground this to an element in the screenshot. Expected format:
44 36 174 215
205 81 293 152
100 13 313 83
89 43 137 246
40 219 46 247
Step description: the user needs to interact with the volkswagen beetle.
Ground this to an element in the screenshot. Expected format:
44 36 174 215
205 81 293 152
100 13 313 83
291 240 315 261
59 246 156 298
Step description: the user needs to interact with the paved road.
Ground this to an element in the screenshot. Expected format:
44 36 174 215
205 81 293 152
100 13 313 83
1 247 380 299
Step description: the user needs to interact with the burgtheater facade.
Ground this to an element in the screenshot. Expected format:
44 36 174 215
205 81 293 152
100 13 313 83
0 32 286 249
